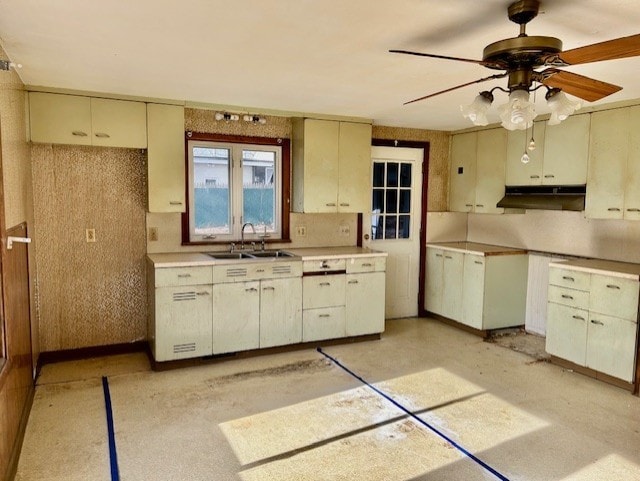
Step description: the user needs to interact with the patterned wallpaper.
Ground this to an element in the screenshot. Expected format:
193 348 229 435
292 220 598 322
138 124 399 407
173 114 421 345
185 108 292 138
31 145 147 351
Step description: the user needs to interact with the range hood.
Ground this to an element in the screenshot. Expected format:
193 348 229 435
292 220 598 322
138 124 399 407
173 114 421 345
497 185 586 211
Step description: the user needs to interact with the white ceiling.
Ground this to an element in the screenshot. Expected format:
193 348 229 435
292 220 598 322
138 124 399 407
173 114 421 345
1 0 639 131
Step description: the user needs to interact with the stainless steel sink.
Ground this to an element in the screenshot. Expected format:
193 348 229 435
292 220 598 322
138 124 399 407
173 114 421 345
206 252 255 260
248 250 295 258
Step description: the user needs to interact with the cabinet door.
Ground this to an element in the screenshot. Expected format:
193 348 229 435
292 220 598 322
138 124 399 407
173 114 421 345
212 281 260 354
589 274 639 321
623 106 640 219
90 98 147 148
425 247 444 313
442 250 464 321
29 92 92 145
475 129 506 214
303 119 340 212
545 302 588 366
154 286 212 361
338 122 372 212
462 254 485 329
542 114 590 185
586 109 628 219
260 278 302 348
506 121 546 185
449 132 477 212
586 313 637 382
147 104 186 212
346 272 385 336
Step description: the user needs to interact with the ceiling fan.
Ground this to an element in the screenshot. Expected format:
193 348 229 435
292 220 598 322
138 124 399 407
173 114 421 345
391 0 640 129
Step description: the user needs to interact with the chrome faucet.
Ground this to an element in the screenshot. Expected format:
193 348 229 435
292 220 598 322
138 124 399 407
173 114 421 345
240 222 256 250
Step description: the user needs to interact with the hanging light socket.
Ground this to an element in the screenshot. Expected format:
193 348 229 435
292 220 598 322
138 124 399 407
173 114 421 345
214 112 239 122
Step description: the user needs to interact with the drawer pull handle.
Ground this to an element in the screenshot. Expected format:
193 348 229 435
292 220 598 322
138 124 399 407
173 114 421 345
627 208 640 212
319 314 331 318
435 254 443 257
590 319 604 326
474 261 483 265
177 274 191 278
606 284 620 290
256 269 265 273
562 276 574 282
196 291 210 296
263 286 275 291
561 294 574 300
476 204 484 208
319 282 331 286
348 280 358 284
361 263 372 267
71 130 88 137
607 207 621 212
340 203 350 206
245 287 258 292
94 132 111 138
544 174 555 178
169 201 183 206
444 255 453 259
572 315 585 321
530 175 540 179
326 203 337 207
465 204 473 207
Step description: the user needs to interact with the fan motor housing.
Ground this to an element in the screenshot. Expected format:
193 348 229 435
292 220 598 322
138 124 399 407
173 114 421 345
483 36 563 69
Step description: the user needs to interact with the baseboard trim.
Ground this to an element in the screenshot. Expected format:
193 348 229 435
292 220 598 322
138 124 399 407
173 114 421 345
37 341 148 374
549 355 635 393
5 382 35 481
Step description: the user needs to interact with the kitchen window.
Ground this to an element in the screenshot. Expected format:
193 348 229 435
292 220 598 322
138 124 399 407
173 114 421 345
184 133 290 244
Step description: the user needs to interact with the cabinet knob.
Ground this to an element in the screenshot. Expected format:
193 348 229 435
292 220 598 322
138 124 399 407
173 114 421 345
530 175 540 179
562 276 575 282
475 204 484 208
94 132 111 138
561 294 574 300
263 286 275 291
465 204 473 207
177 274 191 278
572 315 585 321
71 130 88 137
544 174 555 178
361 263 372 267
474 261 483 265
245 287 258 292
590 319 604 326
606 284 621 290
326 202 337 207
627 208 640 212
607 207 621 212
444 255 453 259
348 280 358 284
319 282 331 286
340 203 350 207
319 314 331 318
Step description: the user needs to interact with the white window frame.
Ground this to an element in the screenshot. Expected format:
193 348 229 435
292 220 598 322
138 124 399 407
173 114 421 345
187 139 282 243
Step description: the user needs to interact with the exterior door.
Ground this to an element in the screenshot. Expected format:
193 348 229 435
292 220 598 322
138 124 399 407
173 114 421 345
364 146 423 318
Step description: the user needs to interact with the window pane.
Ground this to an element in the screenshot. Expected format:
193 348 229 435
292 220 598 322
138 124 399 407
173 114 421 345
399 190 411 213
385 216 397 239
386 190 398 214
387 162 399 187
193 147 230 235
400 163 412 187
243 150 276 231
373 162 385 187
399 215 410 239
372 189 384 213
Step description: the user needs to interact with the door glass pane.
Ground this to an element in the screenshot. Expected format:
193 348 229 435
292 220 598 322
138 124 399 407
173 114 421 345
387 162 399 187
400 163 412 187
385 216 397 239
373 162 385 187
399 190 411 213
193 147 230 235
242 150 276 232
372 189 384 213
385 190 398 213
399 215 410 239
372 214 384 239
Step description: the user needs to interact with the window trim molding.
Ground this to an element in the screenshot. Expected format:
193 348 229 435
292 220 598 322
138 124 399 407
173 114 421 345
181 132 291 245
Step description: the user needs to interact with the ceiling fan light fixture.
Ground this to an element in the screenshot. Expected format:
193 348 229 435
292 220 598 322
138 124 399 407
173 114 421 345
546 88 582 125
461 91 494 126
499 89 536 130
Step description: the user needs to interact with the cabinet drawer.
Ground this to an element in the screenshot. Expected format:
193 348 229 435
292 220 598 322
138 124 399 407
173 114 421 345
589 274 639 322
155 266 213 287
302 306 346 342
548 285 589 310
303 258 346 273
303 275 346 309
346 256 386 273
549 266 590 291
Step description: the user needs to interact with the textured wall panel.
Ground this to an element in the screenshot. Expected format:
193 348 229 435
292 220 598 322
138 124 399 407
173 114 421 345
185 108 292 138
372 126 450 212
32 145 147 351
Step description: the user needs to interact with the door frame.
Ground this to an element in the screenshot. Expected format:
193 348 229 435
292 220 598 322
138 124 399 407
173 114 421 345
371 139 430 317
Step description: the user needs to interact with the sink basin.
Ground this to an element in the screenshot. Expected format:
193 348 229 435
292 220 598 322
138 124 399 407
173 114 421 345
249 250 295 258
207 252 255 260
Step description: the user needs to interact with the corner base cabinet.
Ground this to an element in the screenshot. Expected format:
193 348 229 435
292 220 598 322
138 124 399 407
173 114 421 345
546 259 640 388
425 242 528 331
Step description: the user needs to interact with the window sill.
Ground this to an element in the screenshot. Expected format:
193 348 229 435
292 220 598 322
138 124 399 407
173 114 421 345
182 238 291 247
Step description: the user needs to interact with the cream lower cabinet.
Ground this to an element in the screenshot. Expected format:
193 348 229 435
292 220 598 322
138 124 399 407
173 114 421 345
148 265 214 362
426 244 528 330
345 256 386 336
546 262 640 383
260 277 303 348
212 281 260 354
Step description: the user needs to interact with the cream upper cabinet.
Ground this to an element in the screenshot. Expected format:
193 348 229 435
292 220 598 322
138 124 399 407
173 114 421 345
29 92 146 148
506 121 546 185
147 103 185 213
292 118 372 213
542 114 590 185
450 129 505 213
586 105 640 220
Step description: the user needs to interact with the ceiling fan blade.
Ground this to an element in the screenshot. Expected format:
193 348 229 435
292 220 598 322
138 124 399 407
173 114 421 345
404 73 507 105
539 69 622 102
559 33 640 65
389 49 506 69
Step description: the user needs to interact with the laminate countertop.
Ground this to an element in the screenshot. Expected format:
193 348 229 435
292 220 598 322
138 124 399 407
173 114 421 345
549 258 640 280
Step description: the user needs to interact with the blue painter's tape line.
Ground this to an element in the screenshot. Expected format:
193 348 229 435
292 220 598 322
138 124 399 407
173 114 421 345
101 376 120 481
317 347 510 481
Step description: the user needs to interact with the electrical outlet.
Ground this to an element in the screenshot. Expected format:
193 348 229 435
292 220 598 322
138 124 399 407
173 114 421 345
339 224 350 236
296 225 307 237
86 228 96 243
149 227 159 242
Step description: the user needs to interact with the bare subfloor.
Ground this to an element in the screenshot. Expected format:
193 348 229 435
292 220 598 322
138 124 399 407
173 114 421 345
16 318 640 481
